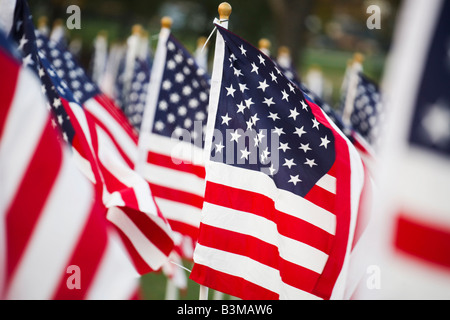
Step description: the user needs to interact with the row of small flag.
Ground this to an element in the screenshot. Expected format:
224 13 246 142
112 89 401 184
1 0 449 300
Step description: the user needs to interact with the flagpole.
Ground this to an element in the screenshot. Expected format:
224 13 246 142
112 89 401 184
342 52 364 126
198 2 232 300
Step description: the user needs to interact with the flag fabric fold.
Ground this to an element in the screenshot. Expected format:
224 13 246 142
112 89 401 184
190 20 367 300
137 24 211 261
8 0 174 276
0 30 140 300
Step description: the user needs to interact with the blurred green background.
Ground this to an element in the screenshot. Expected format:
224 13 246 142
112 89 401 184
26 0 402 299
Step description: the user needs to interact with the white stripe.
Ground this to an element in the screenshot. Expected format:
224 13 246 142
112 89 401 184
206 161 336 234
6 151 93 299
202 202 329 273
136 26 171 174
71 146 96 183
141 133 205 166
193 244 320 300
86 230 139 300
96 126 158 215
84 98 138 164
0 68 48 216
316 174 336 194
155 197 201 228
107 207 169 270
143 162 206 197
0 67 47 299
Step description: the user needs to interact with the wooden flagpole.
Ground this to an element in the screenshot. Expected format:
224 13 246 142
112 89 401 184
198 1 232 301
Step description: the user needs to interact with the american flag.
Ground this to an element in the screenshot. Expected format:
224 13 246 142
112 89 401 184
9 0 174 276
122 46 152 132
190 22 368 300
137 25 210 260
341 71 383 146
0 31 139 299
350 0 450 299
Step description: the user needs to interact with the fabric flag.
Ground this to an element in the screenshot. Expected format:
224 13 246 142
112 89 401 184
190 18 367 300
0 31 139 300
349 0 450 299
137 21 211 261
122 31 152 132
9 0 174 275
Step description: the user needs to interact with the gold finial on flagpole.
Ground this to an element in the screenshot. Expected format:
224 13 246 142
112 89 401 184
353 52 364 64
161 16 173 29
131 24 143 35
38 16 48 29
197 36 207 48
258 38 271 51
218 2 232 20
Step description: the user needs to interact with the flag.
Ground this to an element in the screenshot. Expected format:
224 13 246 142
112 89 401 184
9 0 174 275
0 31 140 300
349 0 450 299
137 21 211 261
190 19 368 300
122 31 152 132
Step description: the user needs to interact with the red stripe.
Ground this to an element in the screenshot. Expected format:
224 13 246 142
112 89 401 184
121 206 174 257
310 103 353 299
304 184 336 213
395 213 450 269
85 108 135 169
167 219 199 241
190 263 278 300
150 184 204 209
147 151 206 179
0 50 19 141
5 119 63 292
204 181 333 254
51 198 107 299
198 223 323 295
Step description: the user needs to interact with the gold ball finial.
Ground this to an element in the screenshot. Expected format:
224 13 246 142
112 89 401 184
353 52 364 64
161 16 173 29
258 38 271 50
132 24 143 35
197 36 207 47
218 2 232 20
278 46 291 56
38 16 48 28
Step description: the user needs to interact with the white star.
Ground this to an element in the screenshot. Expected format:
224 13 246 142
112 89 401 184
162 80 172 90
320 135 331 149
215 142 225 153
278 142 291 152
221 113 232 125
273 127 285 136
22 54 34 67
421 101 450 146
18 34 28 51
236 101 246 114
260 147 270 163
251 62 259 74
268 112 280 121
288 82 296 92
239 83 249 93
226 84 236 97
246 119 254 131
301 100 309 111
258 80 269 92
258 54 266 65
251 113 260 125
239 45 247 56
269 71 278 83
245 98 254 109
53 98 61 108
304 158 317 168
288 107 299 121
294 126 307 137
283 158 296 169
312 118 320 129
288 175 302 186
230 130 242 143
263 97 275 107
281 90 289 102
233 67 243 77
240 147 251 160
299 143 312 153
